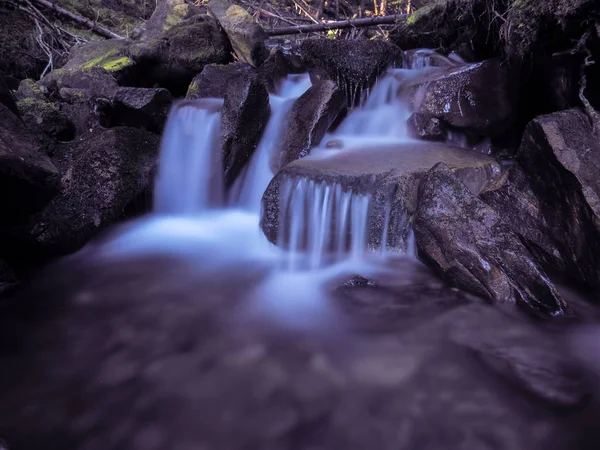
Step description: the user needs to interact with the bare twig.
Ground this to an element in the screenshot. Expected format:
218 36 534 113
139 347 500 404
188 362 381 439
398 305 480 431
266 13 406 36
292 0 319 24
27 0 123 39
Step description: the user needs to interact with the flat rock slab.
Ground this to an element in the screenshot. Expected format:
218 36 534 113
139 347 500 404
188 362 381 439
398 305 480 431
261 141 501 250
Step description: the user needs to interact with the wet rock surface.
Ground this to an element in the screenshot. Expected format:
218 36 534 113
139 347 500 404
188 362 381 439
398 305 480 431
516 108 600 288
186 61 270 186
0 253 598 450
8 127 159 255
300 38 402 106
262 142 501 249
398 59 514 136
0 103 60 223
100 87 172 133
406 112 446 141
276 79 346 171
414 163 570 317
257 48 306 93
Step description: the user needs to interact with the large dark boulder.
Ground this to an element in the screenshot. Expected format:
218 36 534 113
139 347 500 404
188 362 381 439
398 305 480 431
398 58 515 136
208 0 268 67
129 14 232 95
187 62 270 186
100 87 172 133
300 37 402 106
0 103 60 223
15 127 159 255
274 79 346 171
481 164 568 279
511 108 600 289
414 162 570 317
15 95 75 142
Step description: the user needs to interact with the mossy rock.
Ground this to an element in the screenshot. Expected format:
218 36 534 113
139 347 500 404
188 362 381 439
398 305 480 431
208 1 268 67
129 15 232 95
142 0 203 39
15 79 45 102
62 39 136 85
16 97 75 141
38 66 119 99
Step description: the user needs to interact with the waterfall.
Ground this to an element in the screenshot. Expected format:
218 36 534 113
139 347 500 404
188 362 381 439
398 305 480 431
231 74 312 212
153 98 223 214
277 177 372 271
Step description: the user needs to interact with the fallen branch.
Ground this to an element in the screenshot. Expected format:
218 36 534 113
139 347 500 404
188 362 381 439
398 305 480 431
27 0 123 39
266 13 406 36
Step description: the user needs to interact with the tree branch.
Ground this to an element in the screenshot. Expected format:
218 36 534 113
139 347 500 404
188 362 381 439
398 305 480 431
265 13 406 36
27 0 123 39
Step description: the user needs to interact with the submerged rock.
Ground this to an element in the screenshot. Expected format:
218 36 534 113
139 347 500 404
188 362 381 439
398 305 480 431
187 62 269 186
18 127 159 255
275 79 346 171
208 0 269 67
0 103 60 223
262 142 500 251
515 108 600 288
100 87 172 133
398 59 514 136
300 38 402 106
0 253 594 450
414 163 570 317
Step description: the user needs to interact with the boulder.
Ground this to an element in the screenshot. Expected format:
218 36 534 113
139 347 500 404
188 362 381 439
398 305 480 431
18 127 160 255
275 79 346 171
60 39 136 85
300 38 403 106
0 259 17 295
208 0 268 67
38 66 119 100
413 163 570 317
129 14 232 95
187 62 270 186
480 164 567 277
186 62 249 99
261 142 501 251
0 103 60 223
515 108 600 288
141 0 202 39
406 112 446 141
100 87 172 133
398 59 515 136
257 48 306 93
16 97 75 141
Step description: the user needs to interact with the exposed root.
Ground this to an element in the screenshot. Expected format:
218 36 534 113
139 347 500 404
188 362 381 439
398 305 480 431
573 29 600 135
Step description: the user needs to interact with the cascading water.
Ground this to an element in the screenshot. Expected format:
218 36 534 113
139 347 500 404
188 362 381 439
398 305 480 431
231 74 312 212
153 98 224 214
277 178 371 271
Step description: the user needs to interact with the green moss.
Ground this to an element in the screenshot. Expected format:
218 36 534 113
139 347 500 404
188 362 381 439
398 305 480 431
163 3 190 30
80 49 133 72
407 0 445 25
17 98 58 117
186 81 200 98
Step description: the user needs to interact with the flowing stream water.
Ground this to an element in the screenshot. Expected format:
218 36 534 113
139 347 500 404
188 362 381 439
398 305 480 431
97 53 452 325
